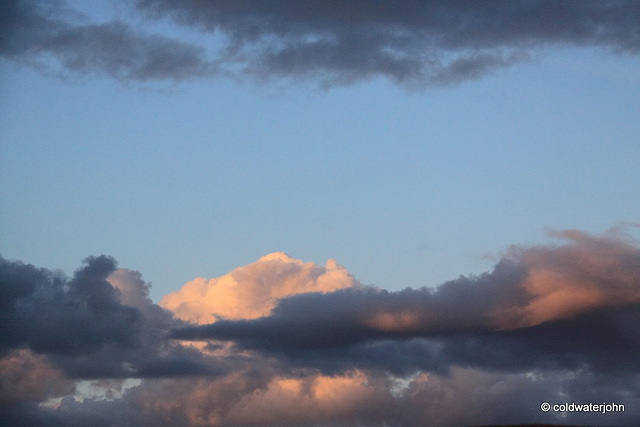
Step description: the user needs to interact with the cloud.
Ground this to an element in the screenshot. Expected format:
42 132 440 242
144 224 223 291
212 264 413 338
0 255 214 379
2 1 639 86
172 228 640 375
2 227 640 425
0 348 73 410
161 252 357 324
132 0 640 86
497 227 640 328
9 366 640 426
0 0 215 83
107 268 174 328
1 255 141 357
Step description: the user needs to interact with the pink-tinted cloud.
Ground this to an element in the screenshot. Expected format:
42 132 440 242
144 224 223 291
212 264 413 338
26 365 640 426
173 227 640 376
0 349 73 409
493 227 640 328
2 227 640 426
161 252 357 324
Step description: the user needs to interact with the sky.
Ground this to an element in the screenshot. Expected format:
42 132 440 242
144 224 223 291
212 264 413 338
1 1 639 426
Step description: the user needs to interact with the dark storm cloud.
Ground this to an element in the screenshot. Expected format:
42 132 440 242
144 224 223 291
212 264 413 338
0 0 214 82
173 228 640 375
0 255 139 355
0 255 214 378
2 1 639 86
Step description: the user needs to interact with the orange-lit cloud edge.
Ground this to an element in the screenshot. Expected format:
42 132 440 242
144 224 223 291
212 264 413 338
2 225 639 426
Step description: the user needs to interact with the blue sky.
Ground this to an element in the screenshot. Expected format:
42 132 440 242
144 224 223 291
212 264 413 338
1 3 639 301
2 2 640 426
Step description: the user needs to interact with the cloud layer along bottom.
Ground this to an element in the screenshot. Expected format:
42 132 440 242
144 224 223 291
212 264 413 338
2 227 640 426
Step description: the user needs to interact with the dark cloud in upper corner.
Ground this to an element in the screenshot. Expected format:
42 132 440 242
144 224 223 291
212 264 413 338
2 1 639 87
0 0 215 83
135 0 640 87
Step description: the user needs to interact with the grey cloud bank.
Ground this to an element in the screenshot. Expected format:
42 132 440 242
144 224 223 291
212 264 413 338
2 227 640 425
2 0 639 86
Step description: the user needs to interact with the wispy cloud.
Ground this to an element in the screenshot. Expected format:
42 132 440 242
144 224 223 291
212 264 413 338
2 1 639 86
2 227 639 425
